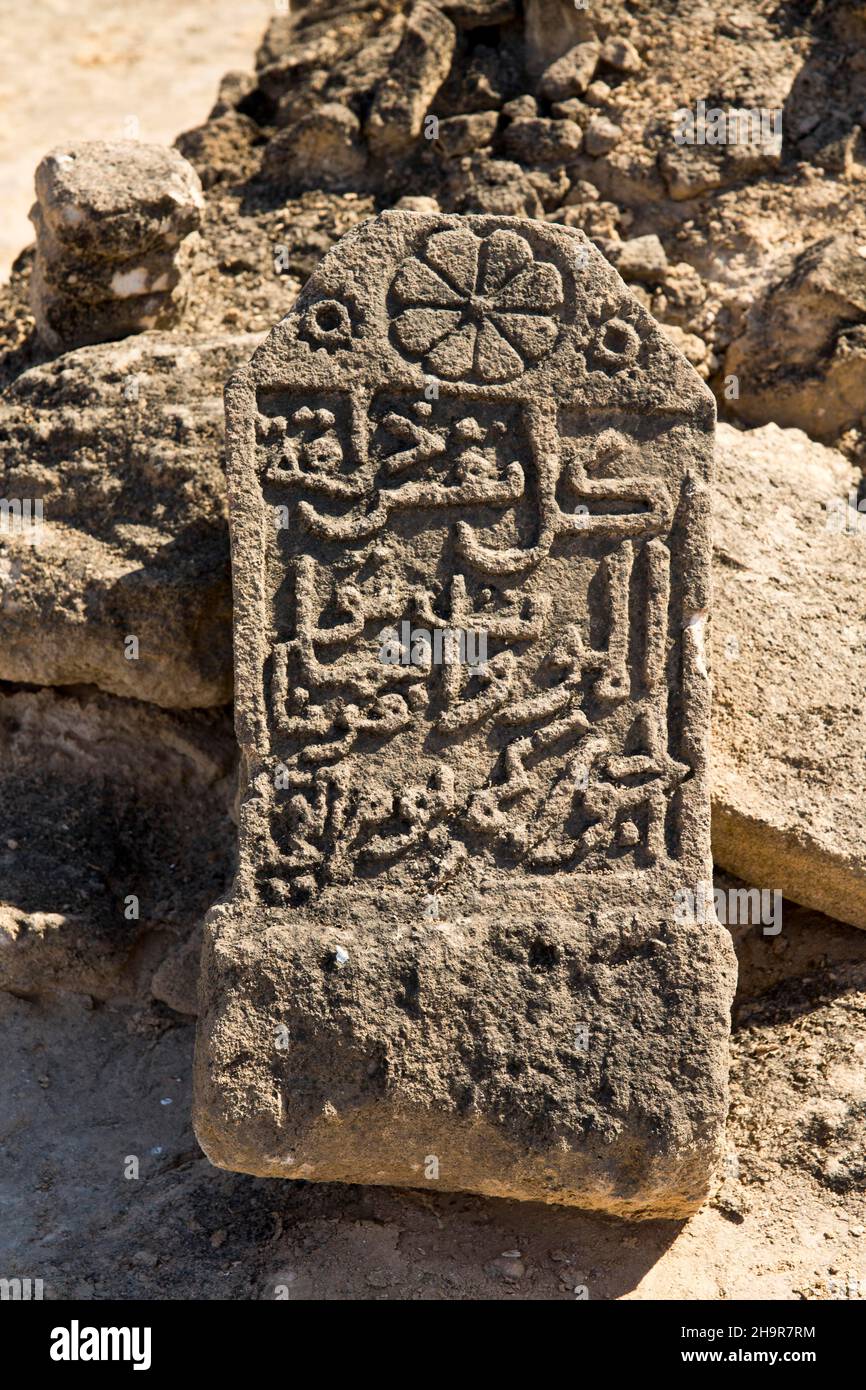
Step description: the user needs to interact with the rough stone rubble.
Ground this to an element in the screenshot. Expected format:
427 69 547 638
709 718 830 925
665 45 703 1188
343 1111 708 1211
0 0 864 1228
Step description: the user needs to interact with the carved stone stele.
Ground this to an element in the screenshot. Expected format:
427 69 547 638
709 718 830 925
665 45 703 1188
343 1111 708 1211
194 212 736 1216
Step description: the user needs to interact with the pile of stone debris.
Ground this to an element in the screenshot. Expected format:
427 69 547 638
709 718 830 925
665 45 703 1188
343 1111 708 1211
0 0 864 1222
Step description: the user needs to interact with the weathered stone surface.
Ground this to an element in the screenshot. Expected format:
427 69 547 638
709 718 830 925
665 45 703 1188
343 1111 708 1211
262 103 368 192
614 234 669 285
712 422 866 931
0 331 258 707
433 36 522 119
29 142 204 353
502 95 538 120
599 36 642 75
0 688 235 1010
586 79 611 107
538 42 600 104
441 156 543 217
551 97 588 122
502 116 583 165
32 142 202 254
584 115 623 157
724 236 866 439
524 0 596 79
396 195 442 214
208 69 258 120
436 0 517 27
436 111 499 158
366 3 456 158
525 166 572 213
660 126 783 203
661 324 711 377
176 111 261 191
194 210 735 1215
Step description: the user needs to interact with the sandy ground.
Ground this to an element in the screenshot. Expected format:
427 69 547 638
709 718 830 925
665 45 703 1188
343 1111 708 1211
0 0 272 280
3 897 865 1301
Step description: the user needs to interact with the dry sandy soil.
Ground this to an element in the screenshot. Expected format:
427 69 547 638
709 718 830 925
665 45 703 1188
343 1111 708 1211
4 901 866 1301
0 0 272 279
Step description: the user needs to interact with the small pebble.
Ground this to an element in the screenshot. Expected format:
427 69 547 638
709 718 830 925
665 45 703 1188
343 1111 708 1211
585 80 611 106
584 116 622 157
600 36 642 75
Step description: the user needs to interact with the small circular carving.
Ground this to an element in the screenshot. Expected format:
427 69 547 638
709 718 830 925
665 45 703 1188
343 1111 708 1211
593 317 641 369
301 298 353 349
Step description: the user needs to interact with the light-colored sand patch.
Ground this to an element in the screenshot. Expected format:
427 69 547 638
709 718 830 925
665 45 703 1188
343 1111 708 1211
0 0 272 280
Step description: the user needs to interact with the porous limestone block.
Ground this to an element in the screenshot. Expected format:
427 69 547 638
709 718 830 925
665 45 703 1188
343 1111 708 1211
29 141 204 352
194 211 736 1216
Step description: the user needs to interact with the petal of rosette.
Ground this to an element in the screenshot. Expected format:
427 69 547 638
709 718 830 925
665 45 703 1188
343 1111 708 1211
426 323 477 379
392 308 460 356
490 312 559 363
422 229 480 297
492 261 563 312
477 230 534 296
474 318 524 382
391 256 464 308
